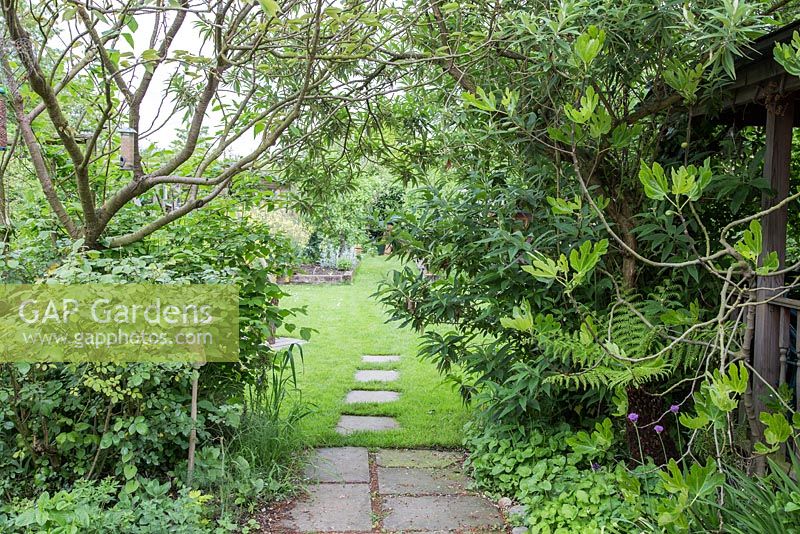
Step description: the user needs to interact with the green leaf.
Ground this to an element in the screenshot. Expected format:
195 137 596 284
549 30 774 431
756 251 779 275
688 159 713 200
760 412 792 446
680 411 710 429
574 26 605 68
639 161 669 200
735 220 763 263
523 253 560 281
123 479 140 494
670 166 695 196
141 49 159 62
564 86 598 124
141 49 160 73
546 195 580 215
754 442 778 454
567 239 608 287
566 418 613 459
500 303 534 333
258 0 280 18
124 464 137 480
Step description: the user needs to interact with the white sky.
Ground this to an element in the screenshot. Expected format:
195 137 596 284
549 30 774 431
113 11 261 156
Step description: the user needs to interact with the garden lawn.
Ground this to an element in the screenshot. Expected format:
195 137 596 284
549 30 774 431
278 255 469 447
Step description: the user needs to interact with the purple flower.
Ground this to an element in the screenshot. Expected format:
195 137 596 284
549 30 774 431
654 425 664 434
669 404 680 414
591 462 601 471
627 412 639 423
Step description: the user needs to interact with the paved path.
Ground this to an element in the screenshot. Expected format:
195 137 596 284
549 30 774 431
269 353 507 532
274 447 506 533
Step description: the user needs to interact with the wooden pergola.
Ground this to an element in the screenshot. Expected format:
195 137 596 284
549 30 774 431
698 21 800 423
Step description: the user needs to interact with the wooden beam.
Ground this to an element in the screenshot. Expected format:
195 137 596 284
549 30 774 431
752 97 794 423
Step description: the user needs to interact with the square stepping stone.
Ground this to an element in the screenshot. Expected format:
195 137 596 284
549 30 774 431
336 415 399 435
303 447 369 483
377 449 463 469
378 466 469 495
362 354 401 363
280 483 372 532
355 369 398 382
382 495 505 531
345 390 400 404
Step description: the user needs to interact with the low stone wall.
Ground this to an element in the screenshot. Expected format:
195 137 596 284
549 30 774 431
289 270 354 284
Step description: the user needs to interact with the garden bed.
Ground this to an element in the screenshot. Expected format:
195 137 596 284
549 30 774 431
286 265 354 284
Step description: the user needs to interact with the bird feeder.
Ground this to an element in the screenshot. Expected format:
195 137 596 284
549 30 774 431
0 87 7 152
118 127 136 170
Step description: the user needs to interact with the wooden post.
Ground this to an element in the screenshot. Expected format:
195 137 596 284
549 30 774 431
752 97 794 425
186 368 199 486
186 360 204 486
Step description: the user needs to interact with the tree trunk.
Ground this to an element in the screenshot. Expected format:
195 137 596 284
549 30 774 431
609 198 638 288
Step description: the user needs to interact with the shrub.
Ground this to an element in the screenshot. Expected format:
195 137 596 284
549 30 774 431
0 478 216 533
464 420 664 533
0 210 308 527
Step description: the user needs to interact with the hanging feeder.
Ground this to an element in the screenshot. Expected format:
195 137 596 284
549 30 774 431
74 131 92 144
118 127 136 170
0 87 7 151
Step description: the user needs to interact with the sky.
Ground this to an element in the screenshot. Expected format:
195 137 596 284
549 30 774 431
100 9 261 156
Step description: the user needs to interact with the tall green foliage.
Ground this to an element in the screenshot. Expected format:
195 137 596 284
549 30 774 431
377 2 800 529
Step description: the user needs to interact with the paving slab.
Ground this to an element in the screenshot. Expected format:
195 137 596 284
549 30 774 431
303 447 369 483
345 390 400 404
377 449 463 469
336 415 400 435
382 494 505 531
355 369 399 382
280 483 372 532
362 354 401 363
378 466 470 494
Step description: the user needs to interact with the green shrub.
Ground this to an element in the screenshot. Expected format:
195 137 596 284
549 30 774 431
0 361 238 499
336 258 353 271
0 478 216 533
464 420 664 533
0 211 308 525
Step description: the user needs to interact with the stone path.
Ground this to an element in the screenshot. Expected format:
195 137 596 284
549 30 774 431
269 354 508 532
274 447 507 533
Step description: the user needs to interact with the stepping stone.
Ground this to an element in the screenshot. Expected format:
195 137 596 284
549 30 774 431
280 483 372 532
378 466 469 494
382 494 505 531
345 390 400 404
362 354 401 363
355 369 398 382
377 449 462 469
303 447 369 483
336 415 399 435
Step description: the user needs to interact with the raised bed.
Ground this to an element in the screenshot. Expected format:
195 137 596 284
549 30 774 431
285 265 354 284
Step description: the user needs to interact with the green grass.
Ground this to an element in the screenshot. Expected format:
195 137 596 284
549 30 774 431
278 255 469 448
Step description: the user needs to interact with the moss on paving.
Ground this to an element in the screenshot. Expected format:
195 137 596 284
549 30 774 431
279 255 469 448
